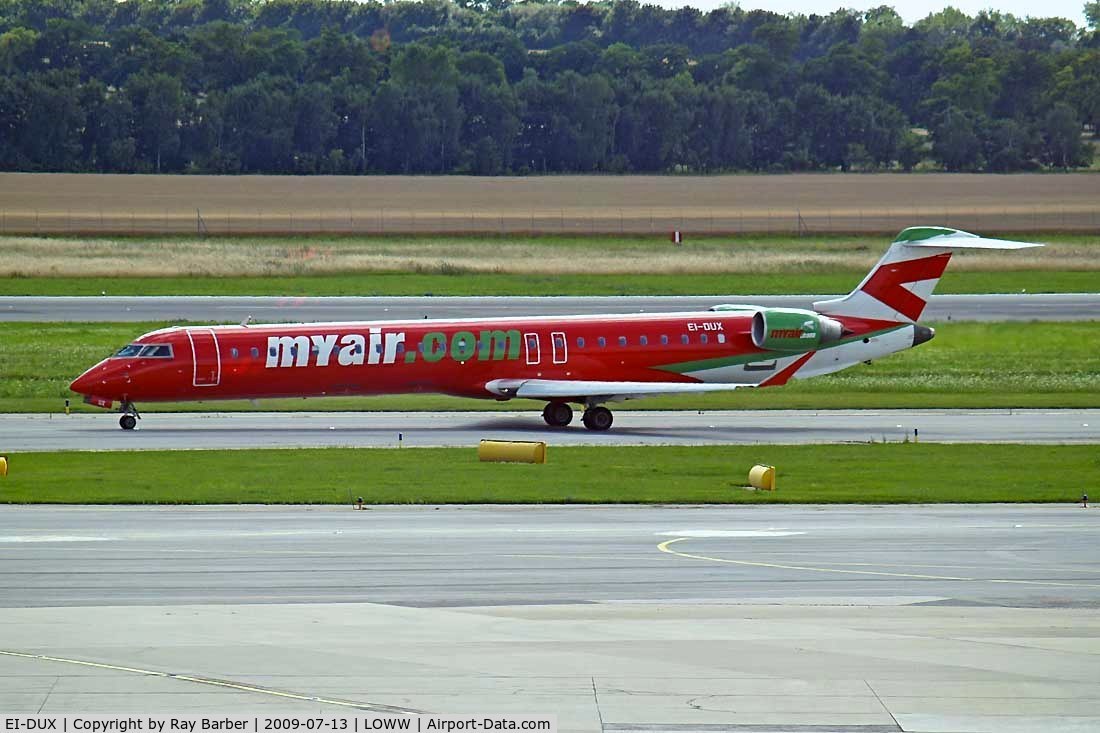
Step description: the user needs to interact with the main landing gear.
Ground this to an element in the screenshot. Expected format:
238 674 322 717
542 402 573 427
119 401 140 431
542 402 614 431
581 406 613 431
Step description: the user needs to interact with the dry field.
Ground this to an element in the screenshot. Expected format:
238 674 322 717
0 173 1098 235
1 234 1095 278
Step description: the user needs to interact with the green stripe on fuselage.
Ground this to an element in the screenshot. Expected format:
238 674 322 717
655 326 906 375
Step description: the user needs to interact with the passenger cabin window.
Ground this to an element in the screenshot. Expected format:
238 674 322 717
681 334 689 345
640 336 648 346
114 344 144 358
717 333 726 344
618 336 627 347
700 334 709 344
660 335 669 345
598 337 607 348
251 347 259 359
230 347 239 359
577 337 585 348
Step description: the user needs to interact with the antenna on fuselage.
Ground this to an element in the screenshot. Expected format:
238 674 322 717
240 315 253 327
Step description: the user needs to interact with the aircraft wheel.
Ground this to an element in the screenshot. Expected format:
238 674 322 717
582 406 613 431
119 414 137 431
542 402 573 427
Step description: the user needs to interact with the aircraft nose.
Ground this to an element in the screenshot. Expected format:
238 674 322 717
69 370 96 395
70 361 114 395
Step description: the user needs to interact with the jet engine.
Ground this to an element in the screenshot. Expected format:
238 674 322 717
751 308 844 351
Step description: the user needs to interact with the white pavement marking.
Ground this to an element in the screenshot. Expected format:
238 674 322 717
657 537 1100 590
656 530 806 538
0 536 114 543
0 649 423 714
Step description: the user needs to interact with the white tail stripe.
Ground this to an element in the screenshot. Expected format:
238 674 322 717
815 227 1043 323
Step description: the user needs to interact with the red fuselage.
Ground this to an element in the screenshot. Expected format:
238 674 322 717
69 311 897 408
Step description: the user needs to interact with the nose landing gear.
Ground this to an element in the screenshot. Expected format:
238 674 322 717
119 402 140 431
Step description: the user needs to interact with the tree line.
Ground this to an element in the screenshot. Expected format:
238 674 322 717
0 0 1097 175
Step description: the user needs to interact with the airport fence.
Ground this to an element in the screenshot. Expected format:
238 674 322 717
1 205 1098 237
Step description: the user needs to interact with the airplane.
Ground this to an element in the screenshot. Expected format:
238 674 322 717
69 226 1040 432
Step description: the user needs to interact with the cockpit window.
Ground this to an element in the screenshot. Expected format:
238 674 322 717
139 344 173 358
114 343 172 358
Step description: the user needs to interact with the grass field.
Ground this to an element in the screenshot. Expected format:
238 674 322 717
5 270 1099 296
2 172 1098 235
3 321 1097 413
0 444 1094 504
3 233 1096 277
1 231 1096 295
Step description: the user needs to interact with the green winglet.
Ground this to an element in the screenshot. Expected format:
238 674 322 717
892 226 967 243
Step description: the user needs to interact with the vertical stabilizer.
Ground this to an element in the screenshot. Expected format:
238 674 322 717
813 226 1042 323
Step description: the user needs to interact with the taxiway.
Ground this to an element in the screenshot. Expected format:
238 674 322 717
2 409 1096 451
2 293 1097 322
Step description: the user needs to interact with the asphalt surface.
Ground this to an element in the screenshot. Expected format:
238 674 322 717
3 409 1097 451
1 505 1098 731
2 293 1098 322
1 504 1096 609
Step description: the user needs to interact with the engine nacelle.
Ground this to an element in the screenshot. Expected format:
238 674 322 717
751 308 843 351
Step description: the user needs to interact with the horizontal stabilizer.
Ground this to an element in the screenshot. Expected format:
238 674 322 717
485 378 750 402
896 227 1044 250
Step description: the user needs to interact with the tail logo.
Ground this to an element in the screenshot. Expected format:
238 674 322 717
861 253 951 321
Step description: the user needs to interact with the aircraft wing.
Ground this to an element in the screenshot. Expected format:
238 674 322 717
485 378 751 402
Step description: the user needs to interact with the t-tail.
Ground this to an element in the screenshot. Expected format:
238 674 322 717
813 226 1043 323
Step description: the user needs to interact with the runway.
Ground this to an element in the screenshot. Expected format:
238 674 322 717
3 409 1097 451
2 293 1098 322
0 504 1098 731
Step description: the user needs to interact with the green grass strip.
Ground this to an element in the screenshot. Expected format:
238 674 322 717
4 321 1097 413
0 444 1094 504
1 270 1096 296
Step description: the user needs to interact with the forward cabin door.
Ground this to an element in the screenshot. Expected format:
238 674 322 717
188 328 221 387
551 331 568 364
